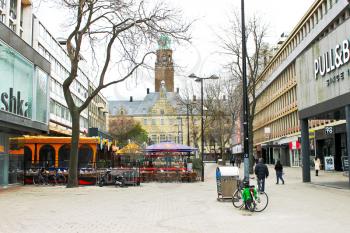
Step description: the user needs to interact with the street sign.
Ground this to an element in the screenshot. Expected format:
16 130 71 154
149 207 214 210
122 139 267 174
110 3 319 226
324 126 334 135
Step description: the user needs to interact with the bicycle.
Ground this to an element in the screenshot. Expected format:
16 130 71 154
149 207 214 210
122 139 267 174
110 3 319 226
55 171 67 184
32 169 48 185
232 179 268 212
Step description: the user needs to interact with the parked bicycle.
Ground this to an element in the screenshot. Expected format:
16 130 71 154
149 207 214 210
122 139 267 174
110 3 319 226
52 169 67 185
32 168 67 185
32 168 49 185
232 179 268 212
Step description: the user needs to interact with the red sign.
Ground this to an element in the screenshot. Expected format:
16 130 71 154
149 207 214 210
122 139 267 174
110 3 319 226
289 141 300 150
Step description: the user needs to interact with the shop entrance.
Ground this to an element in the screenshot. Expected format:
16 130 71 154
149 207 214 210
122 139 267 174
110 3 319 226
335 133 347 171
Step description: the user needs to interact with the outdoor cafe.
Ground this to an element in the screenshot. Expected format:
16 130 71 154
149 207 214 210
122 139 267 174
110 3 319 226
140 142 199 182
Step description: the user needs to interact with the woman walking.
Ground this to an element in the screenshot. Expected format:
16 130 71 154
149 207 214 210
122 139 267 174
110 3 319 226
314 157 321 176
274 160 285 184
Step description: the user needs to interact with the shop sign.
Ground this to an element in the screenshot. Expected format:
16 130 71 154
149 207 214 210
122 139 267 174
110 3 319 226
1 88 30 117
342 156 349 171
296 20 350 112
314 39 350 82
324 156 335 171
289 141 300 150
324 126 334 135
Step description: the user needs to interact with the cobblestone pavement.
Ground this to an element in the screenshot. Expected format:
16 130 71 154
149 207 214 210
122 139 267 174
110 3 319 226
0 164 349 233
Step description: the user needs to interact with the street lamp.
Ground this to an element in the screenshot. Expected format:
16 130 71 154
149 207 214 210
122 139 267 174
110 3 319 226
186 103 190 146
188 73 219 182
241 0 250 181
176 117 183 144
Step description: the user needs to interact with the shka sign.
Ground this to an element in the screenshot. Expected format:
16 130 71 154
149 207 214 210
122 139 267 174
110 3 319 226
1 88 30 117
0 40 33 119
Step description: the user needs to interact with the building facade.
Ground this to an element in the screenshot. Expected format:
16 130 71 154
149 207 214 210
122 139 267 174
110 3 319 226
88 83 109 133
109 39 203 151
254 0 350 172
0 0 50 188
0 0 32 43
32 17 91 135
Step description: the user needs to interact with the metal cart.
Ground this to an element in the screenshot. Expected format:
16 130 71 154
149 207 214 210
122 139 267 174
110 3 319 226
216 166 239 201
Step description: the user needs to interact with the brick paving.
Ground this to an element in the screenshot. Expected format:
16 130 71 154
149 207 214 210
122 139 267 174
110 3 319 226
0 164 349 233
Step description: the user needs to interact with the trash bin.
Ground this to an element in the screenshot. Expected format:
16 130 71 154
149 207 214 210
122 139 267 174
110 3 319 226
216 166 239 201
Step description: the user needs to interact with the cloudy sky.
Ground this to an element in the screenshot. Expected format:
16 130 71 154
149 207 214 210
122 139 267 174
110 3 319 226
33 0 315 100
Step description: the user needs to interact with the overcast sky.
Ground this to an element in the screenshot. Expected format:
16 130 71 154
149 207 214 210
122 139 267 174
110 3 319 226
33 0 315 100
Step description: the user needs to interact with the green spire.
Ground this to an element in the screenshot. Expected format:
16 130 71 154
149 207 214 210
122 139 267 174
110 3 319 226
158 34 171 49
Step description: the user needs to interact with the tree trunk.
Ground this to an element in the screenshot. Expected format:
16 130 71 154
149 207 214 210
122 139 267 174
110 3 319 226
67 111 80 188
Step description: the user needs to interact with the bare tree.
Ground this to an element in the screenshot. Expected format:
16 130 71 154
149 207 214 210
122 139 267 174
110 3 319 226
219 12 270 172
177 85 201 149
58 0 190 187
203 79 237 162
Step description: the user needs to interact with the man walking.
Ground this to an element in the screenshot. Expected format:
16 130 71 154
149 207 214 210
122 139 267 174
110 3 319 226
254 158 269 192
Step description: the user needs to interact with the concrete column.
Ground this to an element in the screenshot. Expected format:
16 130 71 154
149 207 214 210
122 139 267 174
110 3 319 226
52 144 61 168
301 118 311 182
345 105 350 186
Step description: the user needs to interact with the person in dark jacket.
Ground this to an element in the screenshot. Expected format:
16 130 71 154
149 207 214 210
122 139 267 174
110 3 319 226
274 160 285 184
254 158 269 192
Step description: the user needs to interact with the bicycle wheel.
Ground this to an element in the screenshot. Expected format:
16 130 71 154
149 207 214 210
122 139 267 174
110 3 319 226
33 175 39 185
232 189 244 208
57 175 66 184
254 191 268 212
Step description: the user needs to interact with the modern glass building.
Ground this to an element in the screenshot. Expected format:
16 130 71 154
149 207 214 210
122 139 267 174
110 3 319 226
0 20 50 188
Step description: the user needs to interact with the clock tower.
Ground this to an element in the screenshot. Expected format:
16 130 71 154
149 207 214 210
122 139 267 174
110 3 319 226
155 35 174 92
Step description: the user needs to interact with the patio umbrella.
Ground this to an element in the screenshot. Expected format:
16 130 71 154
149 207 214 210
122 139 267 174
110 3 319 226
144 142 198 153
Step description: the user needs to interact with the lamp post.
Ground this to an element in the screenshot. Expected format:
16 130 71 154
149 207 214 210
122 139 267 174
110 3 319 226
188 73 219 182
241 0 250 181
186 103 190 146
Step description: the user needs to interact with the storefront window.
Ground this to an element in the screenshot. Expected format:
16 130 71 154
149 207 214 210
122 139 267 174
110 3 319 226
0 40 33 118
35 68 49 123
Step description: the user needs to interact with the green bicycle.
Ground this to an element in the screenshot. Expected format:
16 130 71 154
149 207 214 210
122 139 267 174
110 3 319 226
232 179 268 212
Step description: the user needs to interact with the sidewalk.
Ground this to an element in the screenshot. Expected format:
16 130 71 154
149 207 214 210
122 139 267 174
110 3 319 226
232 163 350 190
0 163 349 233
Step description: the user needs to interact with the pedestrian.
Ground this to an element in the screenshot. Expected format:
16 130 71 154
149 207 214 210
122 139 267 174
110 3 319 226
230 155 235 166
274 160 285 184
314 157 321 176
236 156 241 168
254 158 269 192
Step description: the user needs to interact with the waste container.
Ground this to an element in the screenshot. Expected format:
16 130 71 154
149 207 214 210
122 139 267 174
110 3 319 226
216 166 239 201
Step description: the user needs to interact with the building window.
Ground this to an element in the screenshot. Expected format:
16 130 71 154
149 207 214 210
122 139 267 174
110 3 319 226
151 135 157 143
50 99 55 114
160 109 164 115
160 118 164 125
9 0 17 20
0 0 6 9
160 134 166 142
143 119 147 125
152 119 156 125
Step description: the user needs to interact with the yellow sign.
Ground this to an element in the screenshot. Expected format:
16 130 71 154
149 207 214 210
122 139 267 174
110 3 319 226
0 145 4 153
